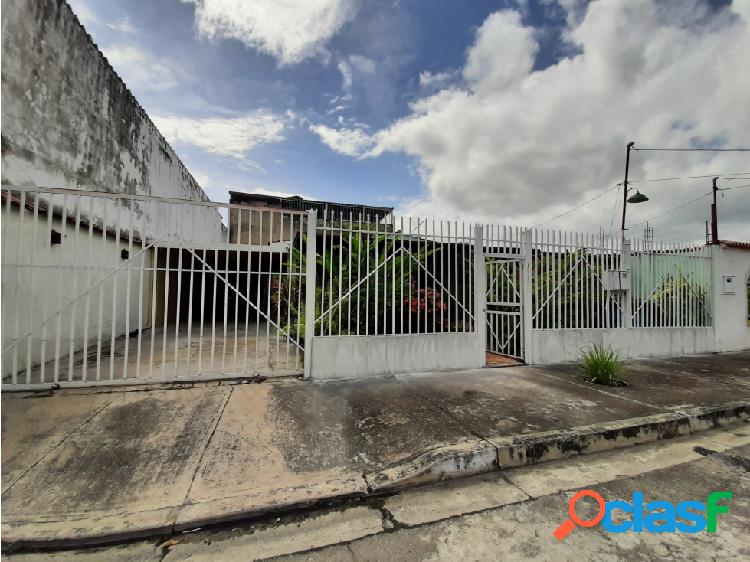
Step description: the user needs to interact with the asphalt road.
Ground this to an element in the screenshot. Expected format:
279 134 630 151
6 422 750 561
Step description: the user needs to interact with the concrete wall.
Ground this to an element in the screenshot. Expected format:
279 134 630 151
712 245 750 352
529 327 716 365
0 0 224 242
310 333 484 380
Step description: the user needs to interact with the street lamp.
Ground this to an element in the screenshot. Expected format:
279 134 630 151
627 190 649 204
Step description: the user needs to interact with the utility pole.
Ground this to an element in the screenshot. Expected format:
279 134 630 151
710 176 719 244
620 141 635 235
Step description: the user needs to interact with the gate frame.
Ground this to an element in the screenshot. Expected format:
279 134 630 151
477 227 532 365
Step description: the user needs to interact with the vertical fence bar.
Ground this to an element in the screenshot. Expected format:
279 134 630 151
622 239 632 328
122 200 134 379
473 225 486 365
25 193 40 384
304 210 317 379
522 229 533 363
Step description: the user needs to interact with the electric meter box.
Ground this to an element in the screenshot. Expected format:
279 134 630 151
603 270 630 292
722 275 736 294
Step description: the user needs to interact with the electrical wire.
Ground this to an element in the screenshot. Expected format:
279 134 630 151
633 147 750 152
533 184 619 228
608 184 620 237
629 192 711 229
629 183 750 229
719 183 750 191
629 172 750 183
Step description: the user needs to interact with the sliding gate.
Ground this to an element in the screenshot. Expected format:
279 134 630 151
1 186 307 389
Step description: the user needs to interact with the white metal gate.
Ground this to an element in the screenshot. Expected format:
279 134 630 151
1 186 307 390
485 256 524 361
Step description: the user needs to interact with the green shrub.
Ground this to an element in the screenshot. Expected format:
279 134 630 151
576 344 627 387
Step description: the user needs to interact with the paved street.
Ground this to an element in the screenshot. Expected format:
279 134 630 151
6 422 749 561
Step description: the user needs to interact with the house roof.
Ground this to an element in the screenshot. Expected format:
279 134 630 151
228 191 393 218
719 240 750 250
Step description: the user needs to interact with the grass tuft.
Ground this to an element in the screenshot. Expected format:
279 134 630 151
576 344 628 387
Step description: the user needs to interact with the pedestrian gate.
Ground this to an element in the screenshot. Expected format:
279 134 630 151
485 256 524 361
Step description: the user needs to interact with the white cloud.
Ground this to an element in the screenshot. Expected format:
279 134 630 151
105 18 137 33
338 60 354 99
463 11 537 95
152 113 287 158
102 45 183 91
349 55 376 74
310 124 375 157
365 1 750 241
419 70 456 90
187 0 360 65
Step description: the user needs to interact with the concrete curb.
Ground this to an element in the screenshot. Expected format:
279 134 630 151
3 400 748 550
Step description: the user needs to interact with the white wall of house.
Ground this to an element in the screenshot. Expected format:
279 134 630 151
1 208 151 378
712 245 750 352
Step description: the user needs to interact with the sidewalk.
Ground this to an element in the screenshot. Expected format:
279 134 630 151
2 352 749 548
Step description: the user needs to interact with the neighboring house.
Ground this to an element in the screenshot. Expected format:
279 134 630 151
228 191 394 246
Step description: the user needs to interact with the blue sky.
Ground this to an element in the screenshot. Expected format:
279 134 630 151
68 0 749 241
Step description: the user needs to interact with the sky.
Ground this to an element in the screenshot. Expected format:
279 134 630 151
68 0 750 242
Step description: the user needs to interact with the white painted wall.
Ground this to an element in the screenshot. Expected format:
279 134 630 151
712 245 750 352
528 327 715 365
1 208 151 378
310 333 484 380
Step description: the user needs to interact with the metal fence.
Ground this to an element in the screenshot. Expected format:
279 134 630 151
526 229 711 330
1 186 306 389
313 212 476 336
1 187 716 389
630 239 712 328
530 229 625 329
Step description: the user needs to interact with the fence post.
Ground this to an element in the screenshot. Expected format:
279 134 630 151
622 238 632 328
303 210 317 379
473 225 486 366
521 229 534 364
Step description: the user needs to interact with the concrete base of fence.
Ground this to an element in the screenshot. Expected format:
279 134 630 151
309 332 484 380
529 326 715 364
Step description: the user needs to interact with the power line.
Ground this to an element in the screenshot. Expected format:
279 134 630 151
608 184 621 237
633 147 750 152
533 184 619 228
629 183 750 229
630 172 750 183
630 192 711 229
719 183 750 192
